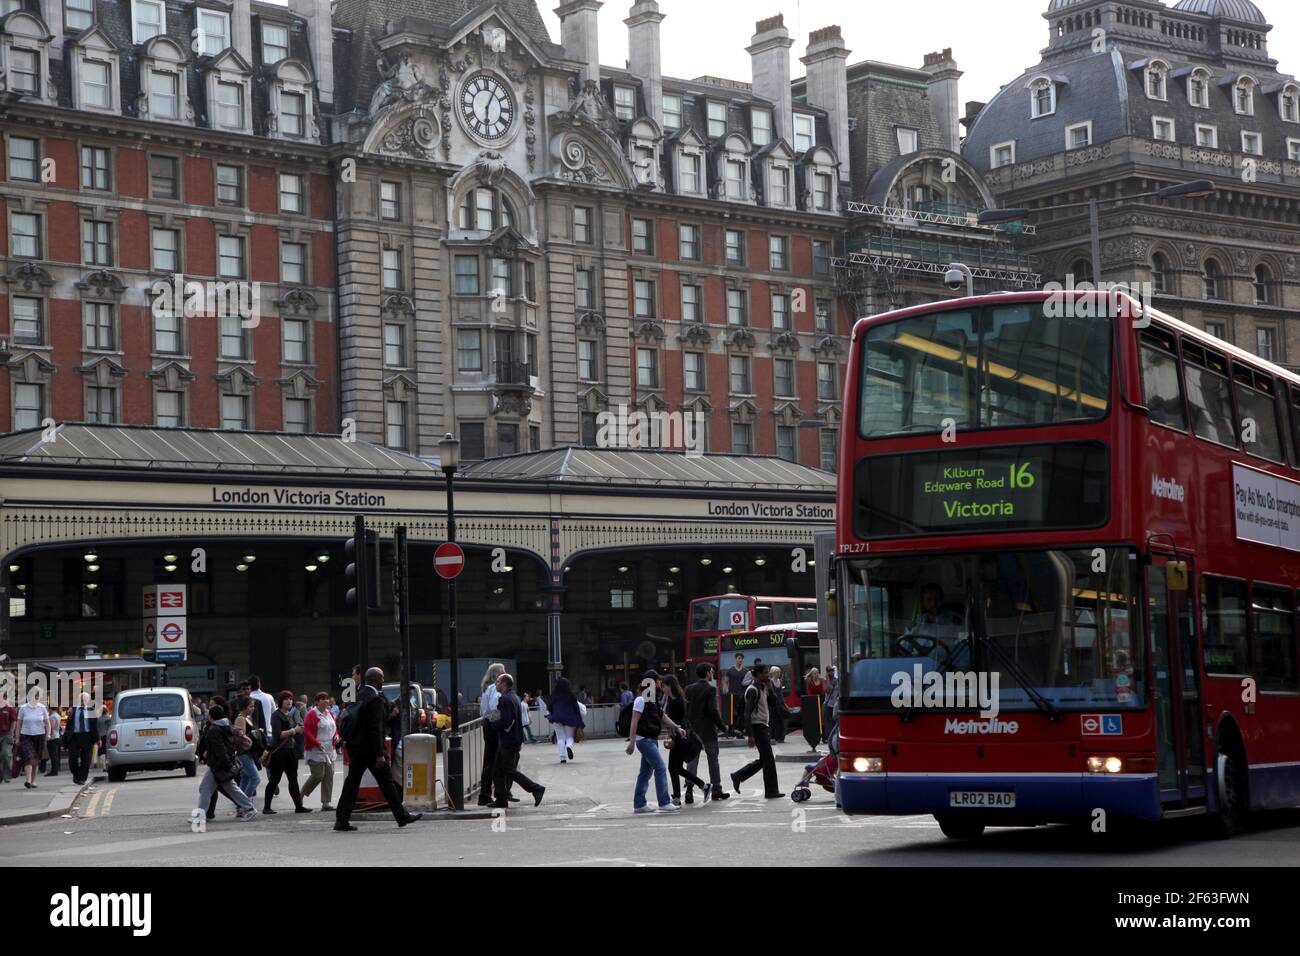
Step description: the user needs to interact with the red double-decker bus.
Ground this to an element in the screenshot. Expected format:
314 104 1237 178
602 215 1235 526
687 594 816 663
834 289 1300 839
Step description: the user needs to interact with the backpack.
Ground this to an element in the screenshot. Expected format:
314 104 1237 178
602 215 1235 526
337 699 364 744
618 699 661 739
615 701 634 738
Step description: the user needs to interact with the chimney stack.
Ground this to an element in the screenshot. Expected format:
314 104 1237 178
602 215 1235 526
801 25 851 180
39 0 64 56
626 0 665 128
556 0 603 87
232 0 254 62
747 14 795 147
289 0 336 108
921 48 962 153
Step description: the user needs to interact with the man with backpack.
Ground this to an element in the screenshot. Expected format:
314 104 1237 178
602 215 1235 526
621 671 685 814
334 667 421 831
196 704 257 823
730 664 784 799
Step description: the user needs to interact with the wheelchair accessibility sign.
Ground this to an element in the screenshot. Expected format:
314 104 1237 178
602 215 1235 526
1081 714 1123 736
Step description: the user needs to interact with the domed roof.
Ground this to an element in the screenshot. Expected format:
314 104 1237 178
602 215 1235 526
1172 0 1267 24
1047 0 1087 10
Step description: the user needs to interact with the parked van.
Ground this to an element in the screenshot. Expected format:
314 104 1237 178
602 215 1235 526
105 687 198 782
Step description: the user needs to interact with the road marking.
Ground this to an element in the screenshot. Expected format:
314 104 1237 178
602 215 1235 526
100 789 116 817
585 804 612 813
80 791 102 818
11 831 253 860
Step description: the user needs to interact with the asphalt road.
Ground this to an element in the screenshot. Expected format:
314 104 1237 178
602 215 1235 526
4 739 1298 866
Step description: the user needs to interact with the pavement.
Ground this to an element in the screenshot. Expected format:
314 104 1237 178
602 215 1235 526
2 738 1298 866
0 767 102 826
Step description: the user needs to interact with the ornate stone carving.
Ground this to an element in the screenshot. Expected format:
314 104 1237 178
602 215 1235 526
679 323 712 347
147 361 196 391
1102 237 1150 267
494 391 532 417
569 78 623 141
3 262 54 292
381 294 416 320
374 52 435 112
525 83 537 173
576 311 606 334
1188 147 1233 168
1064 144 1113 167
75 270 127 299
380 105 443 160
557 135 613 184
726 327 756 352
812 336 844 357
633 319 666 343
1286 256 1298 277
275 288 319 316
476 150 509 187
769 330 801 355
1141 140 1181 160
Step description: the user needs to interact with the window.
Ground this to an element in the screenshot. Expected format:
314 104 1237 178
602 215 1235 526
82 220 112 266
454 256 480 295
85 385 116 424
725 229 744 265
218 235 245 278
1189 70 1210 108
769 235 788 271
155 390 183 428
1066 122 1092 150
663 94 682 130
680 153 701 193
199 10 231 56
530 425 541 452
460 422 486 460
221 394 249 430
1206 320 1226 340
154 308 181 354
578 339 598 381
280 92 306 137
726 288 747 326
815 298 832 333
7 137 38 181
636 347 659 389
632 218 653 254
11 213 40 258
579 412 598 447
281 242 306 284
1235 365 1284 461
284 398 310 434
1242 131 1262 155
382 323 406 367
1138 328 1186 430
151 228 178 273
1202 259 1222 300
1204 577 1249 674
725 159 746 200
1256 326 1278 361
14 383 44 430
707 102 727 138
769 166 790 206
814 173 833 212
1282 87 1300 124
490 257 513 298
729 354 750 394
679 223 699 260
134 0 165 43
633 279 655 318
809 241 830 278
576 268 594 310
1030 78 1055 118
385 401 408 450
220 315 248 359
1151 252 1170 295
574 206 592 244
794 114 815 153
381 182 401 220
1152 117 1175 141
777 425 797 463
382 248 402 289
1289 139 1300 161
751 108 772 146
458 188 514 231
216 82 244 130
456 329 482 371
13 297 42 345
771 292 790 330
897 127 918 155
1183 341 1235 446
1254 586 1299 692
774 357 795 396
1253 265 1274 306
149 70 179 119
731 422 754 455
216 164 243 206
263 22 289 64
82 60 111 108
64 0 95 31
681 283 702 323
1195 124 1218 149
524 261 536 301
282 318 308 363
817 362 837 401
613 85 635 121
279 173 304 213
1145 63 1167 100
820 429 837 471
684 351 705 391
83 302 114 350
991 141 1016 168
1235 78 1255 116
8 48 38 95
150 155 179 199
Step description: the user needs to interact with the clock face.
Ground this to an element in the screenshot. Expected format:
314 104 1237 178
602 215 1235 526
460 73 514 140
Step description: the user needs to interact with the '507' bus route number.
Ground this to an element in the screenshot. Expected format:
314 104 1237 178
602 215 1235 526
839 543 869 555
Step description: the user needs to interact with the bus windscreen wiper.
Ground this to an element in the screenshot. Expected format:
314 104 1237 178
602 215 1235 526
975 631 1063 721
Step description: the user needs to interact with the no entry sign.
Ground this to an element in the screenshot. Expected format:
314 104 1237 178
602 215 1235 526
434 542 466 580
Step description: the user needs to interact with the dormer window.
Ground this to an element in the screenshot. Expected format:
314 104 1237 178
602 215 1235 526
793 113 815 153
263 23 289 64
1145 61 1168 101
198 10 230 56
1234 77 1255 116
680 152 701 192
1066 121 1092 150
614 85 636 121
663 94 682 130
725 158 746 199
1196 124 1218 149
751 108 772 147
672 129 707 197
8 48 39 95
1242 131 1262 156
64 0 94 31
1280 84 1299 124
138 36 191 124
133 0 165 44
1188 68 1211 108
150 70 179 119
216 81 243 129
1029 77 1056 118
897 127 918 155
814 172 833 211
81 59 112 109
707 101 727 138
991 140 1016 168
281 91 306 136
269 60 317 143
769 165 790 206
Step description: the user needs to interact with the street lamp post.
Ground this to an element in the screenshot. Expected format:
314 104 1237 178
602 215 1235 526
438 432 464 810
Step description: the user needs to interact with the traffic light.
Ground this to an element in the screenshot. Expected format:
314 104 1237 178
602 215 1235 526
344 520 368 611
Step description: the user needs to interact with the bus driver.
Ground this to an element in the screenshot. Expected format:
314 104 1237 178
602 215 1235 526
898 584 966 662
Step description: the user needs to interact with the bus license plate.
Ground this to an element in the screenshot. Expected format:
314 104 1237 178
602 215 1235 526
949 791 1015 808
136 729 166 737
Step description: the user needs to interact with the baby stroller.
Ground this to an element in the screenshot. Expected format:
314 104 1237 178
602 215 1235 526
791 728 838 802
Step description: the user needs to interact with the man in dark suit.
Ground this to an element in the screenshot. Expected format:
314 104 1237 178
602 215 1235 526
684 663 730 802
490 674 544 810
334 667 421 831
66 692 97 785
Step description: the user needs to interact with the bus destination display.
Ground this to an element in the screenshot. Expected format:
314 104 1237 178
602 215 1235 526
912 457 1043 526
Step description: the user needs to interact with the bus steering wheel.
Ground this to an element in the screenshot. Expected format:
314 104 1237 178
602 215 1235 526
895 634 950 663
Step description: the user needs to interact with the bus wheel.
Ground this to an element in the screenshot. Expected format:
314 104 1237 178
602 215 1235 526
1210 745 1248 839
935 815 985 840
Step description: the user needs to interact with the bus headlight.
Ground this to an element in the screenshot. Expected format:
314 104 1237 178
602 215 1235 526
1086 755 1124 774
840 754 884 773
